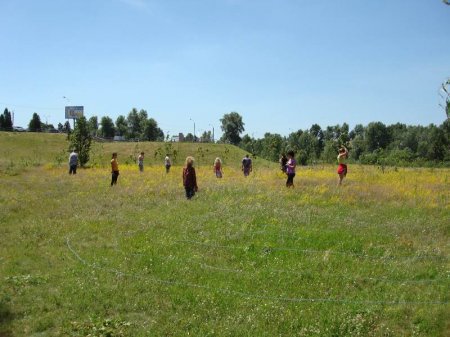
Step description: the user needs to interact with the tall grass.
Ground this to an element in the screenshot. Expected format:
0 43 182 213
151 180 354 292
1 160 449 336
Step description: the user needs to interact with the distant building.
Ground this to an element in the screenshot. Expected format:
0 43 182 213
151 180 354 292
171 133 185 142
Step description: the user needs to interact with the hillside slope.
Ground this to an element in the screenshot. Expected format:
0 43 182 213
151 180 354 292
0 132 274 174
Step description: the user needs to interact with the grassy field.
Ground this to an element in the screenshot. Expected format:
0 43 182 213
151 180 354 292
0 133 449 336
0 132 269 175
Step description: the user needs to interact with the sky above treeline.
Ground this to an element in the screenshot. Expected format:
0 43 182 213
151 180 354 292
1 0 449 138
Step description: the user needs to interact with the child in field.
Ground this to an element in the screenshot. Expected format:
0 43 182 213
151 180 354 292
111 153 119 186
337 146 348 185
165 154 171 173
138 152 144 172
213 157 223 178
285 150 296 188
182 156 198 199
241 154 252 177
279 154 287 173
69 149 78 175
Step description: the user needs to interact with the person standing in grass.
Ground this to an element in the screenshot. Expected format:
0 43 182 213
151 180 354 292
241 154 252 177
138 152 144 172
285 150 296 188
68 149 78 175
337 146 348 185
164 154 171 173
213 157 223 178
182 156 198 199
111 152 119 186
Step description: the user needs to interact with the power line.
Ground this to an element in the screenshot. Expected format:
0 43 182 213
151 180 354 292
66 237 450 306
177 239 449 262
0 101 63 111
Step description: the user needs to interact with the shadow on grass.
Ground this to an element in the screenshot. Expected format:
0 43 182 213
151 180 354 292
0 299 14 337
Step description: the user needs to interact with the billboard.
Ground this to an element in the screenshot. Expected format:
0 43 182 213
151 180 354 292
65 106 84 119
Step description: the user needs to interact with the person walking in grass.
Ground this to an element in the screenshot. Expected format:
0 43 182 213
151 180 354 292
285 150 297 188
182 156 198 199
138 152 144 172
164 154 171 173
337 146 349 185
213 157 223 178
241 154 252 177
69 149 78 175
111 152 119 186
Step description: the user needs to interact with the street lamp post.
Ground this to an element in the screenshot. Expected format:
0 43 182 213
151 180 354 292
209 124 215 143
189 118 196 142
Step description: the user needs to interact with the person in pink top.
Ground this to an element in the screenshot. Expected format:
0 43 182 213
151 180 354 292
285 150 296 188
213 157 223 178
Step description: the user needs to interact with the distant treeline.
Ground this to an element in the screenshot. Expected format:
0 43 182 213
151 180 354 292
239 121 450 167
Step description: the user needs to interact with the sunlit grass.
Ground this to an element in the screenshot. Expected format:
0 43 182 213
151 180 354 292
1 161 449 336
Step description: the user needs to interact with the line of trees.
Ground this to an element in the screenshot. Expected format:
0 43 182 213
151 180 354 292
239 121 450 166
98 108 164 141
0 107 165 141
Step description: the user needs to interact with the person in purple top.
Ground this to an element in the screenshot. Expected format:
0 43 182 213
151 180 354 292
285 150 296 188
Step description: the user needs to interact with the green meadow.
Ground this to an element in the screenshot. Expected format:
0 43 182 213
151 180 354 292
0 133 449 336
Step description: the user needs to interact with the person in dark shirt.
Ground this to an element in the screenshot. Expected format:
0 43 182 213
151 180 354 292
241 154 252 177
182 156 198 199
69 150 78 174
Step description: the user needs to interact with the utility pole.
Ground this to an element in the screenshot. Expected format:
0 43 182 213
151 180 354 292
209 124 215 143
190 118 196 142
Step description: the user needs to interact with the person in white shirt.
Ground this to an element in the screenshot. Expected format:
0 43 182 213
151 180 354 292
69 150 78 175
138 152 144 172
164 155 171 173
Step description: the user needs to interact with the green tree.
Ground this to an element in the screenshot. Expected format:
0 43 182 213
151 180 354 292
298 132 317 162
309 124 324 158
28 113 42 132
127 108 145 139
365 122 390 151
115 115 128 137
100 116 115 138
63 121 72 133
220 112 245 145
286 130 303 153
185 133 194 142
350 136 366 160
440 78 450 119
349 124 365 139
69 116 92 167
322 140 339 163
138 109 149 137
88 116 98 136
142 118 163 141
260 133 284 162
1 108 13 130
201 130 212 142
426 125 447 161
240 134 255 154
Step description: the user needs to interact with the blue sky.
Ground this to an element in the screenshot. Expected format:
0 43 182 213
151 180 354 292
1 0 449 138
